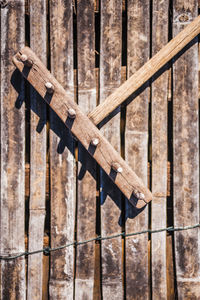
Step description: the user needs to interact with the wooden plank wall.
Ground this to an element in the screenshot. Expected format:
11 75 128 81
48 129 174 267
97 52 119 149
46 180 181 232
0 1 200 299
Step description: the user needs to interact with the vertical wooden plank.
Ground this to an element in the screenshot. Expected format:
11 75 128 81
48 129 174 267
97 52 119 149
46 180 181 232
27 1 47 299
0 7 1 297
125 1 149 299
166 235 175 300
100 0 123 298
49 1 75 298
42 235 50 300
173 1 200 298
75 1 97 299
0 1 25 299
151 1 169 299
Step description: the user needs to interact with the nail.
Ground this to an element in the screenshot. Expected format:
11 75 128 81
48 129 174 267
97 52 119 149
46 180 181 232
21 54 33 67
111 162 123 173
68 108 76 118
91 138 99 146
45 82 54 94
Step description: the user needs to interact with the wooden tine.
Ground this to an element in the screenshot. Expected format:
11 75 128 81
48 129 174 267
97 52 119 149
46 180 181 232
12 47 152 209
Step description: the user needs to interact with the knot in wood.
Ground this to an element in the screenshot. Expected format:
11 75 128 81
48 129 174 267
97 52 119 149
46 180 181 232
179 14 189 22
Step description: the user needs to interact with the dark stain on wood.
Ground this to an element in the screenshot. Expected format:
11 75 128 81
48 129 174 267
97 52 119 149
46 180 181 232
125 239 148 299
176 232 199 275
2 258 24 300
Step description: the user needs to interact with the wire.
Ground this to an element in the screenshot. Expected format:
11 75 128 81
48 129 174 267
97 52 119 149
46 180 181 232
0 223 199 260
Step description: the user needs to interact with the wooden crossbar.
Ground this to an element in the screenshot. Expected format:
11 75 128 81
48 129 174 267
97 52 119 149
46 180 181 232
12 47 152 209
88 15 200 125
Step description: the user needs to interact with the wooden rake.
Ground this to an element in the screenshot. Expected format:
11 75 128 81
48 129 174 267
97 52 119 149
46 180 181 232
12 15 200 209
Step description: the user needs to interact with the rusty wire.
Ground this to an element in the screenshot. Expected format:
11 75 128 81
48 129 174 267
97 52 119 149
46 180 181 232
0 223 200 260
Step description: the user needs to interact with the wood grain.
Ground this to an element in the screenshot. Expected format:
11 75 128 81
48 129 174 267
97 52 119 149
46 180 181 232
173 1 200 298
27 1 47 299
0 1 25 299
125 1 149 299
99 0 123 298
88 14 200 126
49 1 75 299
151 1 169 299
173 0 200 299
166 235 175 300
13 48 152 209
75 1 97 299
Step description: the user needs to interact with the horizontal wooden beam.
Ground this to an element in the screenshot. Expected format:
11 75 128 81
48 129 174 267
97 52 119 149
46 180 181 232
13 47 152 208
88 15 200 125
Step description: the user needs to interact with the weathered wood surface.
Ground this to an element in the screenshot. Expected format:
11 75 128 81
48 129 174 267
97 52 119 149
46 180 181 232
99 0 123 298
0 1 25 299
166 235 175 299
42 236 50 300
88 14 200 125
125 1 149 299
13 48 152 209
173 1 200 298
75 1 97 299
27 1 47 299
151 1 169 299
49 1 75 298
